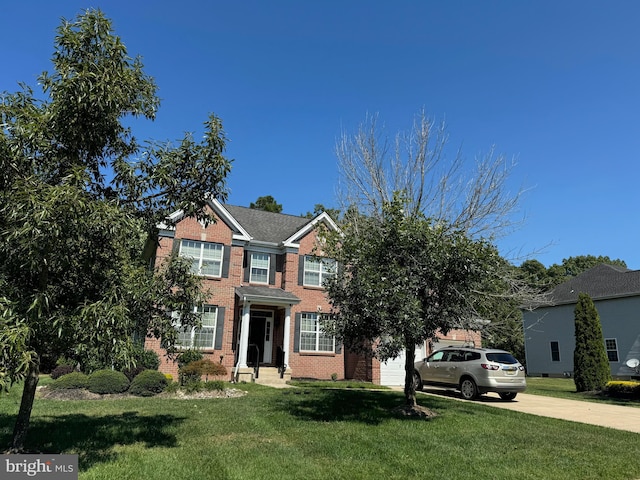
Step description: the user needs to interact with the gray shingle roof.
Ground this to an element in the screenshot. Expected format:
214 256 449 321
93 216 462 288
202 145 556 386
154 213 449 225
223 205 312 244
235 286 300 303
550 264 640 305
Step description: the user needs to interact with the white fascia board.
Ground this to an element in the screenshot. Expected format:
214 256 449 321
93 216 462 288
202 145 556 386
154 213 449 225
208 198 252 241
283 211 340 248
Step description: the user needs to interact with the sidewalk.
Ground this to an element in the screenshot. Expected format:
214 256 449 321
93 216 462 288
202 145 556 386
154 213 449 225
418 387 640 434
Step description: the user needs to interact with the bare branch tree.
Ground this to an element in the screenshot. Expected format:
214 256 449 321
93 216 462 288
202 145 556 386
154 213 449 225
336 109 525 240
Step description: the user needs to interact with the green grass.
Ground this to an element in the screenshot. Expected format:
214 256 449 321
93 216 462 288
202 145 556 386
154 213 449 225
525 377 640 407
2 380 640 479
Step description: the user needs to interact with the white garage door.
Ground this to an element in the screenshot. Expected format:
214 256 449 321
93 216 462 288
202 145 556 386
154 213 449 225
379 344 426 386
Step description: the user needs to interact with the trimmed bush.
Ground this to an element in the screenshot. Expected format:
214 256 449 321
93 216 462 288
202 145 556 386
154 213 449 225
50 364 75 380
50 372 89 390
129 369 168 397
605 381 640 399
88 369 130 394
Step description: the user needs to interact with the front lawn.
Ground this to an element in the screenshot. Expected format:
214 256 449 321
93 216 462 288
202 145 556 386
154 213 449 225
2 381 639 479
525 377 640 407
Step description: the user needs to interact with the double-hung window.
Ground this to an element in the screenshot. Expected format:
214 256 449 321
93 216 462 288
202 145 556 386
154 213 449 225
180 240 223 277
300 312 334 352
175 305 218 349
303 256 336 287
550 341 560 362
605 338 619 362
250 253 270 284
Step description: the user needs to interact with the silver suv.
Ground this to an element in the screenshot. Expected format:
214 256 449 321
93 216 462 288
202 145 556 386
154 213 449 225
413 346 526 401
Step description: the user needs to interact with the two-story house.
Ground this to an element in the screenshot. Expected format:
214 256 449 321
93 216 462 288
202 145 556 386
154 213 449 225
145 199 344 384
145 198 482 385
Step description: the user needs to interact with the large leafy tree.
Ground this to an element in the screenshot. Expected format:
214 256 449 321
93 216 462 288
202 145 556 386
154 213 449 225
328 111 536 413
324 195 503 412
573 293 610 392
0 10 231 451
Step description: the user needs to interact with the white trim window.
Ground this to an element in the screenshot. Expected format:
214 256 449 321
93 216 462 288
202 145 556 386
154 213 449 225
180 240 224 277
250 253 270 284
303 256 336 287
605 338 619 362
300 312 334 352
175 305 218 349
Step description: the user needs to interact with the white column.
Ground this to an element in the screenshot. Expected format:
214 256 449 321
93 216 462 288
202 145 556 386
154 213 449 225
283 306 292 368
238 301 251 368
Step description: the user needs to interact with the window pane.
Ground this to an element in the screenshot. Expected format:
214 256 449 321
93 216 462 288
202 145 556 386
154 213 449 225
181 240 201 258
194 328 215 348
201 259 222 276
318 333 334 352
300 332 316 351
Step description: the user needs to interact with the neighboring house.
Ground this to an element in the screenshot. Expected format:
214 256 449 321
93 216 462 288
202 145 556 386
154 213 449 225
523 264 640 379
145 199 480 385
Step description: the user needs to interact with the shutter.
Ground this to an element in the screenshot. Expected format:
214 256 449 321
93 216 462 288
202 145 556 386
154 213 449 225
214 307 225 350
276 254 284 272
173 238 182 255
335 340 342 354
293 313 301 352
243 251 250 283
221 246 231 278
298 255 305 286
269 254 276 285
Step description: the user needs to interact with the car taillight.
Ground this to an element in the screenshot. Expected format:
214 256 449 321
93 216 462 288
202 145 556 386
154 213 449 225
481 363 499 370
518 365 525 371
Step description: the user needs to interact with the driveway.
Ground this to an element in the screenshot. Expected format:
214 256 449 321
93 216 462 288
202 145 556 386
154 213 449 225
418 387 640 434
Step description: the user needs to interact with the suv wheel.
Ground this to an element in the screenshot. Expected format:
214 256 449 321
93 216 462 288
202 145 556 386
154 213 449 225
459 378 478 400
413 371 423 391
498 392 517 401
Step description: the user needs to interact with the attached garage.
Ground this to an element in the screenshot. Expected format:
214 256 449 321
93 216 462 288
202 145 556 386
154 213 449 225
379 339 472 386
379 344 426 386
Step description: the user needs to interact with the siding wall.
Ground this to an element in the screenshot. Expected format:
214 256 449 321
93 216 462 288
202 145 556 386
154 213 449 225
523 295 640 378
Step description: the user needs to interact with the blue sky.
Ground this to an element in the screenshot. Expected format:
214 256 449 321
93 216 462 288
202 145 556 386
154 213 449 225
2 1 639 269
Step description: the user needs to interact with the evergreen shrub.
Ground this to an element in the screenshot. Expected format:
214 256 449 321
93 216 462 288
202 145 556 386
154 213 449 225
129 369 168 397
50 372 89 390
50 364 75 380
88 369 130 394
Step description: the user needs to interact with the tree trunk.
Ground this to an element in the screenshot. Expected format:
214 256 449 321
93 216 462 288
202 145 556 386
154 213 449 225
403 343 416 407
11 355 40 452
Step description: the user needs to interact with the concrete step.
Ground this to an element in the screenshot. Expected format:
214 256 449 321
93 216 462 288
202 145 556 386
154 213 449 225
253 367 290 386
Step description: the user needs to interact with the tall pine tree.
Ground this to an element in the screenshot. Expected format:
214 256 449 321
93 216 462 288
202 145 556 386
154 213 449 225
573 293 610 392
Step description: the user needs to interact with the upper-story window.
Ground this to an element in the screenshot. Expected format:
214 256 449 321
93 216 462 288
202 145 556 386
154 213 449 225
303 256 336 287
250 253 270 284
180 240 224 277
605 338 619 362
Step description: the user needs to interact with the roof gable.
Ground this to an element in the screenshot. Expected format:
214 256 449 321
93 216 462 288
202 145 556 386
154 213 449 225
550 263 640 305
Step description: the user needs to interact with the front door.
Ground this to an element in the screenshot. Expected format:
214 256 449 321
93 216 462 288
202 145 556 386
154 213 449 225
247 311 273 365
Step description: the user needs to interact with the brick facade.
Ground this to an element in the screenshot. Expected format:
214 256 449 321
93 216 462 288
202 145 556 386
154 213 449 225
145 200 482 385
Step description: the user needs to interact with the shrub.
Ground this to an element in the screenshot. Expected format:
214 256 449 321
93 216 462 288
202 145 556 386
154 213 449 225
88 369 130 394
129 370 168 397
605 381 640 399
50 364 75 380
204 380 225 392
164 381 179 394
177 349 204 369
50 372 89 390
179 359 227 385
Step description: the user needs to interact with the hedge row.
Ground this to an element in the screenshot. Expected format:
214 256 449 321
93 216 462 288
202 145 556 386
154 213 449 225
605 381 640 399
51 369 168 396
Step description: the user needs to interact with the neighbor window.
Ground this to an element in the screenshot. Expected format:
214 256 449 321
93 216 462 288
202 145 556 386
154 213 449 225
175 305 218 349
180 240 224 277
605 338 619 362
250 253 270 284
550 341 560 362
303 256 336 287
299 312 334 352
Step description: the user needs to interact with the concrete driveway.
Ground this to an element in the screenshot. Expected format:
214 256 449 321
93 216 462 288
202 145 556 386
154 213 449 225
418 387 640 434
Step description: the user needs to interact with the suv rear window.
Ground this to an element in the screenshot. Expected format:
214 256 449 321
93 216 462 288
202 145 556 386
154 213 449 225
485 352 518 364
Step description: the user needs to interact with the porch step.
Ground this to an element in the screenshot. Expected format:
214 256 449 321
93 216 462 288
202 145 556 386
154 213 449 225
253 367 291 387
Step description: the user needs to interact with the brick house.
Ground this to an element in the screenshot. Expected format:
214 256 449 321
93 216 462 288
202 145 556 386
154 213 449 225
145 199 480 385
